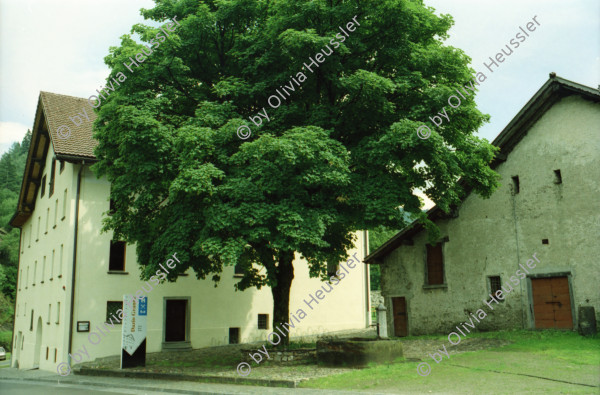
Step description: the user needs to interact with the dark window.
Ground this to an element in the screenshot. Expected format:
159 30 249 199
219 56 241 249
258 314 269 330
229 327 240 344
40 175 46 197
46 347 49 360
554 169 562 184
489 276 502 295
234 263 244 277
327 262 339 277
49 159 56 197
109 241 126 271
30 310 34 331
109 198 116 215
511 176 520 194
426 243 444 285
54 348 57 362
542 239 549 244
60 160 65 174
106 301 123 324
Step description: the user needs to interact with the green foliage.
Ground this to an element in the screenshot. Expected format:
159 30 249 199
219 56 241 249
0 330 12 350
92 0 499 333
0 130 31 302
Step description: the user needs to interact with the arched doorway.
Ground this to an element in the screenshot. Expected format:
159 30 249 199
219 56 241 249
12 332 22 368
33 317 42 369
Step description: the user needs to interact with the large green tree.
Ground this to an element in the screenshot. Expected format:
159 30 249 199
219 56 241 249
93 0 499 345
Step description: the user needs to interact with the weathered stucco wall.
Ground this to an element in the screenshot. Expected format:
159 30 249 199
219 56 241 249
381 94 600 336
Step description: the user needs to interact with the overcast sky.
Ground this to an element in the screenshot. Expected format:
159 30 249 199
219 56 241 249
1 0 598 156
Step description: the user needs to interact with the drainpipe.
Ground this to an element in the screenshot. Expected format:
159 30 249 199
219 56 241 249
67 162 84 365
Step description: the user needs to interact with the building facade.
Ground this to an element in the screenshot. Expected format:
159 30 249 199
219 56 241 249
10 92 370 372
365 75 599 337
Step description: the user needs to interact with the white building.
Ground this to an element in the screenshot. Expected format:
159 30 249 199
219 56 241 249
10 91 370 372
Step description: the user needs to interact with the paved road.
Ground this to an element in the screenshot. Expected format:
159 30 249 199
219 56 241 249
0 379 166 394
0 367 390 394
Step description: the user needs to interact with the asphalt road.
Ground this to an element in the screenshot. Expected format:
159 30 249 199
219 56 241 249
0 380 167 395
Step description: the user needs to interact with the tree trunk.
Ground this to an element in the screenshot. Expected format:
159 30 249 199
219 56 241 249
270 250 295 348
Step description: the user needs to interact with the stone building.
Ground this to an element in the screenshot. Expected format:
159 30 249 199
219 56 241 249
9 91 370 372
365 74 599 337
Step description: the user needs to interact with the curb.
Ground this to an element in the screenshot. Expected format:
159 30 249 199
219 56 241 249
76 367 299 388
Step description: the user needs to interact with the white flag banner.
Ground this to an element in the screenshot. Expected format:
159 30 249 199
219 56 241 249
122 295 147 355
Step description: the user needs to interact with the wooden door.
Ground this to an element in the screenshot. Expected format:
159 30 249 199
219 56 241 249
392 297 408 337
531 277 573 329
165 299 187 341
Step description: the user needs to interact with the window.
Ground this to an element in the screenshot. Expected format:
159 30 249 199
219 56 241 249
49 158 56 197
234 263 244 277
54 348 57 362
62 189 67 220
41 175 46 197
21 229 25 254
229 327 240 344
54 199 58 228
59 244 63 277
36 216 40 241
60 160 65 173
542 239 549 244
106 301 123 324
258 314 269 330
30 310 34 331
489 276 502 295
26 266 29 289
28 223 32 247
554 169 562 184
109 241 126 271
19 269 22 290
511 176 520 194
41 256 46 283
327 262 339 277
45 208 49 234
33 261 37 286
46 347 49 360
50 250 55 280
56 302 60 324
426 243 444 285
47 304 51 324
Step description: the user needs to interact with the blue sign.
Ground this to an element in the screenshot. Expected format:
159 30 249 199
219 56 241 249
138 297 147 316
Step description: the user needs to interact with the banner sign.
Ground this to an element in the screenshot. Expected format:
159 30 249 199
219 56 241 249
121 295 147 368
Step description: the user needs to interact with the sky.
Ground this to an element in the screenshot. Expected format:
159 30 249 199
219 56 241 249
0 0 598 157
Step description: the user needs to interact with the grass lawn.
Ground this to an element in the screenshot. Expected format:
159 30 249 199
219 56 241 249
300 330 600 394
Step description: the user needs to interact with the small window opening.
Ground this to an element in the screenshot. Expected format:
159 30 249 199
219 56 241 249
258 314 269 330
511 176 520 194
229 327 240 344
41 175 47 197
233 263 244 278
489 276 502 294
553 169 562 184
542 239 549 245
106 301 123 324
109 241 126 271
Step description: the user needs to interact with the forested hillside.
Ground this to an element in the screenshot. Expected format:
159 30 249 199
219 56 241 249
0 131 31 335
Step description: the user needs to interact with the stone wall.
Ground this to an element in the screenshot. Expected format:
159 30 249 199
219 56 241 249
380 95 600 336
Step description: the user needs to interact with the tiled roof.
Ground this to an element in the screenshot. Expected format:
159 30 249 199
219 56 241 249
40 91 98 159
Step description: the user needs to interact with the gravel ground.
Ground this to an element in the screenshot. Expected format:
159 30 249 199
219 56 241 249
78 328 512 382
